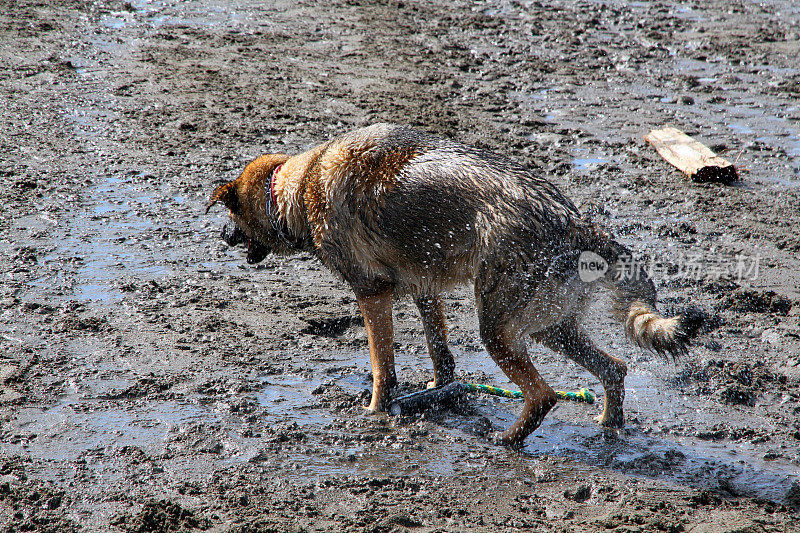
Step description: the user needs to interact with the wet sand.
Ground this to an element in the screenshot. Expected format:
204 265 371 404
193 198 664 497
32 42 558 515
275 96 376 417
1 0 799 531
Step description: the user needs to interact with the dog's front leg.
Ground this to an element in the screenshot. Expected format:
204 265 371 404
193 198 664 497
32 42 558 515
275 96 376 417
414 295 455 389
356 290 396 412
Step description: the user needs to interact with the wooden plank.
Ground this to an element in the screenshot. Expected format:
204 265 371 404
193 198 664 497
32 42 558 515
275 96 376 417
645 126 738 184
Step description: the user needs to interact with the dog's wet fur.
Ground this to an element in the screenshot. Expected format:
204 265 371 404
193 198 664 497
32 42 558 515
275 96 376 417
207 123 705 447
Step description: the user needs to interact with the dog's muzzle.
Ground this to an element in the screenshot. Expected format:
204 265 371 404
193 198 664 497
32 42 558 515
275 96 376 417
220 224 270 264
221 223 246 246
246 239 269 264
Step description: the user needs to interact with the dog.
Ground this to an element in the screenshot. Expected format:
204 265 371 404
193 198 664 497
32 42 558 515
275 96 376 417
207 123 704 447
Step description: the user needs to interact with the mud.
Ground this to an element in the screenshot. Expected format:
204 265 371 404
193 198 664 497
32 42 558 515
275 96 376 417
2 0 799 531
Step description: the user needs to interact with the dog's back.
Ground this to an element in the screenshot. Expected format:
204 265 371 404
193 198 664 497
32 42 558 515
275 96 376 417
314 124 703 351
319 124 582 291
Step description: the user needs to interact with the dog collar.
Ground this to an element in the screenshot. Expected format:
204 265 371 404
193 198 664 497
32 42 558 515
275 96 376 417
267 164 282 215
265 163 305 249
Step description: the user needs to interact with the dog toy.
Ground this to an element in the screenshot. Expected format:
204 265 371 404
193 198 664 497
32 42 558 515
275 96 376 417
388 382 594 416
462 383 594 404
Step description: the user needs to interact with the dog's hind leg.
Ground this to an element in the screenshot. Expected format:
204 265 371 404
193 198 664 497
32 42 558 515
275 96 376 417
533 317 627 428
414 295 455 389
476 277 557 447
357 290 397 412
481 325 557 447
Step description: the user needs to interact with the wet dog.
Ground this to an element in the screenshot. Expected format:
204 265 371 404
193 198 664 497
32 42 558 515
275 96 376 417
207 123 704 447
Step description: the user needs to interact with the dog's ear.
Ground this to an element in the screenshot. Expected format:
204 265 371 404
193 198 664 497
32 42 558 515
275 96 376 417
206 181 238 215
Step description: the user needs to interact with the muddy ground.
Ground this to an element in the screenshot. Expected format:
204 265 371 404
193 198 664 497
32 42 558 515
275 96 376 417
2 0 800 531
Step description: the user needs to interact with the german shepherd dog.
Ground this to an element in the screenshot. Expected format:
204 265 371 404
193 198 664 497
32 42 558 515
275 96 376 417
207 123 704 447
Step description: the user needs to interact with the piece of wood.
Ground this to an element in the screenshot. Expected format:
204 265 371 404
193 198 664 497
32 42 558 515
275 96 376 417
645 126 738 184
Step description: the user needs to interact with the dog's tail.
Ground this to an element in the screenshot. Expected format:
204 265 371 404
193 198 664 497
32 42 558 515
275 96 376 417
583 226 706 357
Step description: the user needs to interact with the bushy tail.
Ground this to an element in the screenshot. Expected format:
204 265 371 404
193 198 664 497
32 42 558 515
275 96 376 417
584 226 706 357
622 300 706 356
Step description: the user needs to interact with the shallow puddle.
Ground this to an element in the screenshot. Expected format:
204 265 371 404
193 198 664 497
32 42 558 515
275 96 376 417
10 347 795 504
10 395 209 463
473 365 798 504
571 157 609 171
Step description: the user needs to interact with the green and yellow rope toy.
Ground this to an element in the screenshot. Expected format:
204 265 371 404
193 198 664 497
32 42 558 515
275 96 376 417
462 383 594 404
388 381 594 416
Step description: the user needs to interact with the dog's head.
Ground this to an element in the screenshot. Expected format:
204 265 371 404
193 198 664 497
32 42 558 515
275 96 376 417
206 154 296 263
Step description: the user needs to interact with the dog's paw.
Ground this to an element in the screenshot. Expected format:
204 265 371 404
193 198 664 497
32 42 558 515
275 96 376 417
362 395 390 413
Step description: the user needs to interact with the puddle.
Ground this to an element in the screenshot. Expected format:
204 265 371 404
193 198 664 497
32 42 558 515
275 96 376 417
572 157 608 171
256 373 470 479
126 0 255 29
453 360 799 504
360 347 799 504
101 15 130 30
256 374 329 426
765 176 800 188
3 370 469 481
4 346 796 503
509 89 558 123
727 122 754 135
516 418 799 504
23 175 205 303
9 393 209 463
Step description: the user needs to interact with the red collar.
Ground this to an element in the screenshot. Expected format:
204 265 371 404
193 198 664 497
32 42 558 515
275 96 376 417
269 164 282 214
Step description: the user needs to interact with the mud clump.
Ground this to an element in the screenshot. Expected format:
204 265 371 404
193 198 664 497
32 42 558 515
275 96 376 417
786 480 800 509
564 484 592 503
300 315 363 337
97 376 174 400
311 381 363 411
0 464 75 533
715 288 794 316
675 359 789 410
111 500 210 533
719 384 757 406
611 449 687 476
